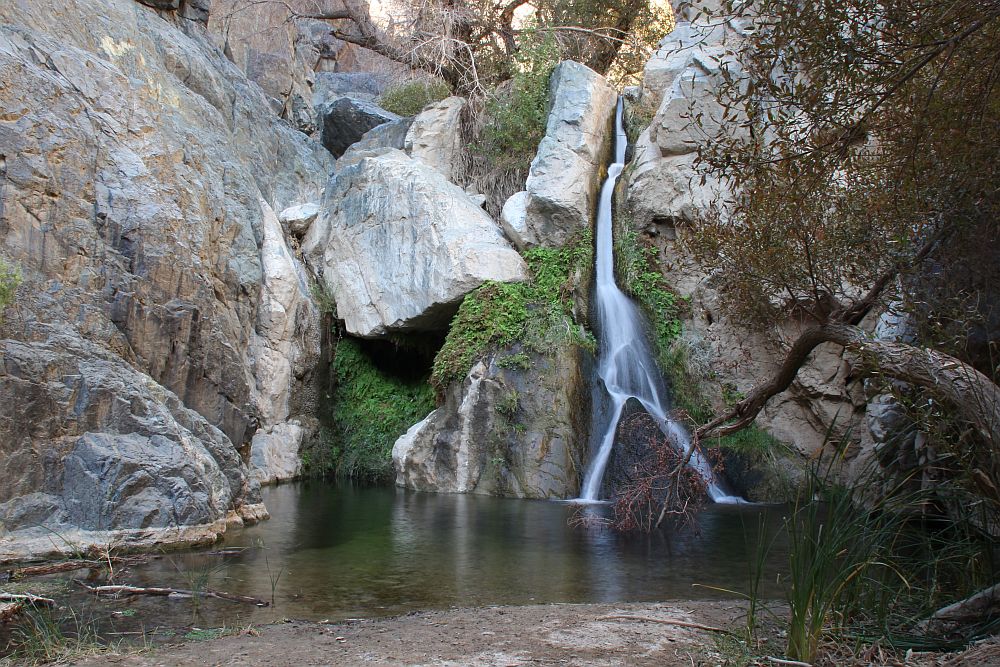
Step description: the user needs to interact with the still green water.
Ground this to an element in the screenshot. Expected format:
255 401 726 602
93 482 789 627
19 481 789 642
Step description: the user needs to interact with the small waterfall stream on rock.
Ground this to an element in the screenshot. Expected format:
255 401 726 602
578 98 740 504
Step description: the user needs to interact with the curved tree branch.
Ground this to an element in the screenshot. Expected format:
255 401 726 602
692 324 1000 451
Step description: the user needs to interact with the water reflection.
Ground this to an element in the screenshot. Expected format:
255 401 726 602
64 482 789 630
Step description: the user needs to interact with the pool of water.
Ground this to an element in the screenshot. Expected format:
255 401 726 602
13 482 792 640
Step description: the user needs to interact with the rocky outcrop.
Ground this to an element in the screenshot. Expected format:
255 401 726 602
404 96 466 181
0 332 263 560
250 421 306 485
279 202 321 237
317 97 400 157
303 149 527 338
0 0 332 557
340 117 414 159
624 20 741 229
393 345 591 498
313 72 385 106
623 16 866 458
507 61 616 249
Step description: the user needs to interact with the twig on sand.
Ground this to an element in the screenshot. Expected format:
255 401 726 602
598 615 733 635
766 657 812 667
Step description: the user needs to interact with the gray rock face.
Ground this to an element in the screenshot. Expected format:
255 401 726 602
393 346 591 498
519 61 617 248
303 149 527 338
318 97 400 157
313 72 384 106
0 333 260 559
624 22 743 228
279 203 321 237
0 0 331 556
249 421 305 485
404 96 466 181
340 117 414 159
63 433 221 531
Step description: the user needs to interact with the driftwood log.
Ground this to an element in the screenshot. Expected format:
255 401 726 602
73 580 269 606
0 592 57 622
918 582 1000 637
0 592 56 607
3 555 152 582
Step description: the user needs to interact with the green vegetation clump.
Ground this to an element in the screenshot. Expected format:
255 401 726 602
614 226 684 362
473 30 559 171
379 79 451 117
326 338 436 481
623 96 658 146
431 233 593 391
0 257 22 321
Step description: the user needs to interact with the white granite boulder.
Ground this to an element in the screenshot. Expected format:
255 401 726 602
303 149 528 337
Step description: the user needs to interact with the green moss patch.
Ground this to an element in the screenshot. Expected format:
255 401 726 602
431 233 594 392
323 338 437 481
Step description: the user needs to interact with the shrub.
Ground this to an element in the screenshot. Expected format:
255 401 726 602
473 30 559 171
378 79 451 117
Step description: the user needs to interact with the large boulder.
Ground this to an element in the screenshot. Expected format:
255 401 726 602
393 345 591 498
303 149 527 337
313 71 384 106
514 61 617 248
404 96 466 181
0 0 331 556
340 117 414 160
317 96 400 157
0 333 264 560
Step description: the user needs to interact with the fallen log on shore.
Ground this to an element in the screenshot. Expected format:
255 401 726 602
72 580 269 606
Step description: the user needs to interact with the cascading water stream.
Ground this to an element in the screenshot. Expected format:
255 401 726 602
578 98 741 504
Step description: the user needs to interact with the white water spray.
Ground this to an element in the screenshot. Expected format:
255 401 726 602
577 98 741 504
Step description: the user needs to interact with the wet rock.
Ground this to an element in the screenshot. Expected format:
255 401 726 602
601 398 659 500
393 345 591 498
317 97 400 157
520 61 616 248
303 149 527 337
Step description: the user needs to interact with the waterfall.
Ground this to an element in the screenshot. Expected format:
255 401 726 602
577 98 741 504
